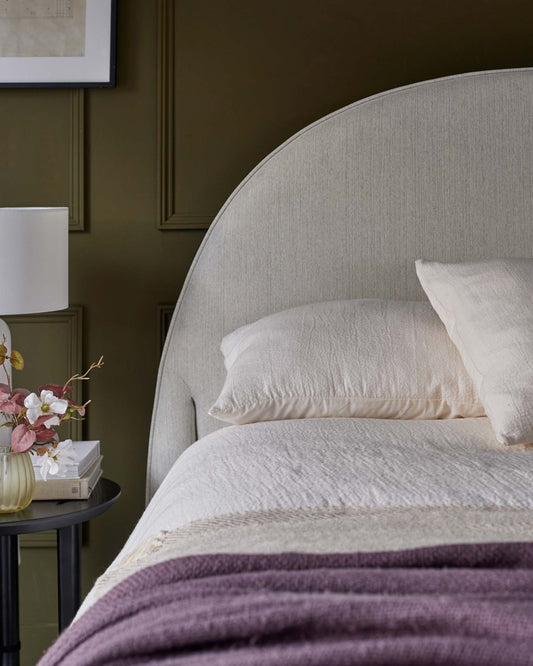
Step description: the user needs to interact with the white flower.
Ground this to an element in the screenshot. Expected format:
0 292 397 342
41 415 61 428
39 454 59 481
38 439 76 481
24 390 68 425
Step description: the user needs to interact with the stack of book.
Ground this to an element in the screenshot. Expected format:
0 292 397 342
32 440 102 500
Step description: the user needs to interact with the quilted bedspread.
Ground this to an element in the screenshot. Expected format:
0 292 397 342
78 417 533 616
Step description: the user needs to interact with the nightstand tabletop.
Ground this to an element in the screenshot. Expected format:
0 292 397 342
0 478 120 535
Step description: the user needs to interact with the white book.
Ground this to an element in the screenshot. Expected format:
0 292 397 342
33 456 103 500
31 440 101 479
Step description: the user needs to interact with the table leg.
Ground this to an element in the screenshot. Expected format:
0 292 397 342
57 524 81 632
1 534 20 666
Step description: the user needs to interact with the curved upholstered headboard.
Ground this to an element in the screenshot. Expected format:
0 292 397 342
146 68 533 500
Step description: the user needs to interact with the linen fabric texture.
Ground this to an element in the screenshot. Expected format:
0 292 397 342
209 299 483 425
147 70 533 501
416 258 533 445
41 545 533 666
78 415 533 617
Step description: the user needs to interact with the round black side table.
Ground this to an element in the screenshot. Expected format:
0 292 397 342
0 479 120 665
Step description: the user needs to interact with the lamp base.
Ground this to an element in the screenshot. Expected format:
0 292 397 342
0 318 12 447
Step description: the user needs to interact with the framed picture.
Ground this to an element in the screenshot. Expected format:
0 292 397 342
0 0 117 88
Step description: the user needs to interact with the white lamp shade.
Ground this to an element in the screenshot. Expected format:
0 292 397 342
0 207 69 315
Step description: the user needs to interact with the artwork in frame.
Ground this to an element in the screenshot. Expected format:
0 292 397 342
0 0 117 88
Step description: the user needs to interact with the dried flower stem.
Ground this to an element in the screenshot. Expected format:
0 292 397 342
62 356 104 393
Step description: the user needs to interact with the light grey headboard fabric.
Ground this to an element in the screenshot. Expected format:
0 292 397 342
146 68 533 501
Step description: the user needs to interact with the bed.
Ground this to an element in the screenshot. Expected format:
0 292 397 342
40 68 533 665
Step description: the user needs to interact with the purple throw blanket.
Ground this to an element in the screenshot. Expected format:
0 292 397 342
40 542 533 665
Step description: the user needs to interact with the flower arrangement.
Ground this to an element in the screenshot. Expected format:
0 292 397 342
0 338 103 480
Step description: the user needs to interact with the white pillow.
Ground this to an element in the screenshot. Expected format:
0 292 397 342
209 299 483 425
416 258 533 445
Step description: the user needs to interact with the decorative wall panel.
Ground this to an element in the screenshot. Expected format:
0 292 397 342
157 0 218 229
157 304 175 356
0 89 85 231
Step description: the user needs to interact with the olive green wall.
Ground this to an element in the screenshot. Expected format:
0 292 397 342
1 0 531 662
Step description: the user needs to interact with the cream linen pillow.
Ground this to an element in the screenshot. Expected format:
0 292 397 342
416 258 533 445
209 299 483 425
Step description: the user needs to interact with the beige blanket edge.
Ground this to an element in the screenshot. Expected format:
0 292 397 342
76 504 533 620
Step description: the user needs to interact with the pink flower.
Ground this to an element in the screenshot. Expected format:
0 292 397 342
11 423 36 453
34 426 59 443
33 414 60 443
67 401 85 417
0 350 103 455
0 383 10 402
0 387 29 415
38 384 73 399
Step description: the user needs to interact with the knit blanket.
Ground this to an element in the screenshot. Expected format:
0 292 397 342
39 542 533 665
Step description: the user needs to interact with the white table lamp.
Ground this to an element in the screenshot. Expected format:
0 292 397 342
0 207 69 445
0 207 68 316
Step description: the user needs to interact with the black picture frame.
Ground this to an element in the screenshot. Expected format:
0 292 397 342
0 0 117 88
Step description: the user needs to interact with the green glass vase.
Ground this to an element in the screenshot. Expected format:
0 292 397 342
0 446 35 513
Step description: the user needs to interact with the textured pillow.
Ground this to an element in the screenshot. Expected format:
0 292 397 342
209 299 483 425
416 258 533 445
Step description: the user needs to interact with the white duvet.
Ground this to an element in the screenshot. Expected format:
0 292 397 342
123 417 533 556
79 417 533 617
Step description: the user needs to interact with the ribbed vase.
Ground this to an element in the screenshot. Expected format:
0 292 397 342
0 446 35 513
